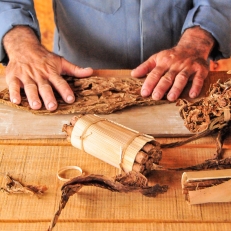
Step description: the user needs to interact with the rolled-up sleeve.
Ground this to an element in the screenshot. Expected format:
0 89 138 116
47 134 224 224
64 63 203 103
182 0 231 60
0 0 40 63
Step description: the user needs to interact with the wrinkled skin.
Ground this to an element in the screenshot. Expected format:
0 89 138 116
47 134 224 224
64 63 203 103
131 46 209 101
3 26 93 111
131 26 214 102
3 26 214 110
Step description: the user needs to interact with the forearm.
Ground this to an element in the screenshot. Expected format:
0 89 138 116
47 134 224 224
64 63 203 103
177 26 215 59
3 26 42 60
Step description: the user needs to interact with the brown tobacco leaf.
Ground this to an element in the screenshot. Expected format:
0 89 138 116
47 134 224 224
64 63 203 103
0 173 48 198
173 157 231 171
162 123 231 171
177 78 231 133
47 172 168 231
0 76 169 115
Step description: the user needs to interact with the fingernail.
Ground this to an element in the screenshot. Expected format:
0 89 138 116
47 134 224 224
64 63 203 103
190 92 197 98
167 92 176 101
152 92 160 100
32 101 41 107
48 102 57 110
131 69 135 75
84 67 92 70
66 95 75 103
141 89 149 97
12 98 18 104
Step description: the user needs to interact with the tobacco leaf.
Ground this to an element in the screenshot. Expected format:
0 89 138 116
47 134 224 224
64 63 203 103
183 178 229 191
177 78 231 133
0 76 169 115
0 173 48 197
47 171 168 231
172 157 231 171
162 123 231 171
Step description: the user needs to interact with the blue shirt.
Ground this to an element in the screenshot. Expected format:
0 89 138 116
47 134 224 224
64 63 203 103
0 0 231 68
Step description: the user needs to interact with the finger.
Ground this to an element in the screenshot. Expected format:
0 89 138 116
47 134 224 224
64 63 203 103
5 75 22 104
48 74 75 104
150 69 178 100
37 81 58 111
166 69 191 101
189 69 208 99
131 57 157 78
141 66 166 98
61 58 93 77
23 82 43 110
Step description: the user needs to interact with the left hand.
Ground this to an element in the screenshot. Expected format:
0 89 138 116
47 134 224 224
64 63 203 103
131 26 215 101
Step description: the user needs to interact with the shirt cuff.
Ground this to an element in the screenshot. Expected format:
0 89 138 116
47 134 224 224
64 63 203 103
182 5 231 60
0 8 40 64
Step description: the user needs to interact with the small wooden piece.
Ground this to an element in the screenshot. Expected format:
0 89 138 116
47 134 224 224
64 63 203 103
182 169 231 204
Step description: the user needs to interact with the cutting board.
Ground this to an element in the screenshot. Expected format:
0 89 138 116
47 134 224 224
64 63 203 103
0 70 229 139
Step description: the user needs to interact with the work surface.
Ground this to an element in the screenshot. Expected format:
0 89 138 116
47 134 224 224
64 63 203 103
0 70 230 138
1 71 231 231
0 69 191 138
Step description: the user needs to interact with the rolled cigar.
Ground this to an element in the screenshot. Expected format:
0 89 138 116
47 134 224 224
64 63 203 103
135 151 149 164
62 114 162 174
141 143 154 153
148 149 162 164
132 162 145 173
145 158 154 170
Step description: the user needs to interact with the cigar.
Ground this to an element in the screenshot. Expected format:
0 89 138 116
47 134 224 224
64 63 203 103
135 151 149 164
132 163 145 173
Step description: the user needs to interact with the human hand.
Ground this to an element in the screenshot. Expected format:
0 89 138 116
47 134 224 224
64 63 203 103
3 26 93 111
131 26 215 102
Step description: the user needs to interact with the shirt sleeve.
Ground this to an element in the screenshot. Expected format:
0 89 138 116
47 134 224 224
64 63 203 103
0 0 40 64
182 0 231 60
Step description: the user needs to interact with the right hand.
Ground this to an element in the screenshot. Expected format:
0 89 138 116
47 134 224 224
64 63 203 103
3 26 93 111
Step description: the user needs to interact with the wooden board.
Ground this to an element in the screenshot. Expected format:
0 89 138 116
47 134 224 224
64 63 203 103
1 136 231 231
0 70 230 139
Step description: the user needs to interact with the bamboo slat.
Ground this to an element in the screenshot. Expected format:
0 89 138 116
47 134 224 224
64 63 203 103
1 222 231 231
1 136 231 231
70 114 157 172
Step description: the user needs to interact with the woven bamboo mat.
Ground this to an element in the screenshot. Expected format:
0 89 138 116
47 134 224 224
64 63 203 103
1 223 231 231
1 136 231 230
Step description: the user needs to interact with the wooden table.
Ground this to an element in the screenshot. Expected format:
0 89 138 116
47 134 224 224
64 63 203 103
1 71 231 231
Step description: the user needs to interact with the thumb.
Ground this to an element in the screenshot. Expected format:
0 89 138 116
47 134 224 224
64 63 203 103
61 58 93 77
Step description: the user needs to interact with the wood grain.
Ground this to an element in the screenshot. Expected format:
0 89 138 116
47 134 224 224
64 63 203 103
1 135 231 231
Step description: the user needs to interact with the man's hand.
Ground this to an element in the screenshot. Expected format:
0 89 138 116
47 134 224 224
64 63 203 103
3 26 93 111
131 26 215 101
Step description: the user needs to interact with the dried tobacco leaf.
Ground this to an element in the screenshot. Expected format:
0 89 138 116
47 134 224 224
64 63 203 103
172 156 231 171
0 76 169 115
161 123 231 171
177 78 231 133
162 78 231 171
0 173 48 197
47 171 168 231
